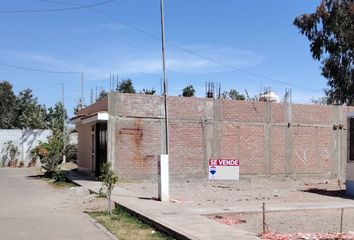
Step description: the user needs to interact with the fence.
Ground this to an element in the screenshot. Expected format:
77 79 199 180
0 129 52 166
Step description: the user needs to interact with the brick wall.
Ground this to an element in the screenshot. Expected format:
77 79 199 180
108 93 354 180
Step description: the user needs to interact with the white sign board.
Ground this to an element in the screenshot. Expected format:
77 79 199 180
208 159 239 180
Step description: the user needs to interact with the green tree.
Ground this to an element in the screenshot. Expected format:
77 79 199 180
46 102 67 133
116 79 135 93
97 90 108 101
33 132 65 181
141 88 156 95
73 102 85 116
228 89 246 100
182 84 195 97
15 89 47 129
0 81 17 128
99 162 119 215
294 0 354 105
221 89 246 100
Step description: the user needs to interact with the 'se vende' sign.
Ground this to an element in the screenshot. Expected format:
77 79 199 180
208 159 240 180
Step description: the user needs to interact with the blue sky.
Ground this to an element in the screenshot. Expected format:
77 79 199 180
0 0 324 116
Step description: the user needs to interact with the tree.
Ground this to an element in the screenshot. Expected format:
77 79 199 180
0 81 17 128
141 88 156 95
15 89 47 129
32 132 65 181
221 89 246 100
99 162 119 215
294 0 354 105
46 102 67 133
182 84 195 97
73 102 85 116
116 79 135 93
311 96 328 105
228 89 246 100
97 90 108 101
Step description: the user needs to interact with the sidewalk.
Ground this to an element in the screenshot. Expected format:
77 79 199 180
67 171 354 240
67 171 259 240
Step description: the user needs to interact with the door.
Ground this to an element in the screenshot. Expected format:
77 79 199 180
95 122 107 176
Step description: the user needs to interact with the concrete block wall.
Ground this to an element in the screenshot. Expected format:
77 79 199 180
0 129 52 165
108 93 353 180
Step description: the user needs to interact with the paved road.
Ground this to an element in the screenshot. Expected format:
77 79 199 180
0 168 112 240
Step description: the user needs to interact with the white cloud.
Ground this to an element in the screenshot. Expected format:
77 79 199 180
0 44 265 80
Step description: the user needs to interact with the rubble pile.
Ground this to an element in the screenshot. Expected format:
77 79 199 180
261 231 354 240
208 215 246 225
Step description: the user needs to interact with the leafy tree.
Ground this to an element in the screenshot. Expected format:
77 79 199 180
311 96 328 105
99 162 119 215
228 89 246 100
221 89 246 100
141 88 156 95
0 81 17 128
97 90 108 101
73 102 85 116
15 89 47 129
32 132 65 181
182 84 195 97
116 79 135 93
46 102 67 133
294 0 354 105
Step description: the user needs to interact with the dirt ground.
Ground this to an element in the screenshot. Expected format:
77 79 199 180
208 208 354 234
118 176 354 236
119 176 353 208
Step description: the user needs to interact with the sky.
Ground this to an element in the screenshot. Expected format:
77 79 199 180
0 0 325 117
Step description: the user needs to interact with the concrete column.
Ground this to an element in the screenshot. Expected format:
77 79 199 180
285 103 293 175
211 100 221 158
158 154 169 202
263 102 272 175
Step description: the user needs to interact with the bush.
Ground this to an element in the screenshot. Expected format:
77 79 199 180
4 141 19 167
64 144 78 163
31 132 65 182
53 168 65 182
99 162 119 215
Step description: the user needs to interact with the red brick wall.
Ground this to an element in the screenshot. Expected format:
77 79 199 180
110 93 354 179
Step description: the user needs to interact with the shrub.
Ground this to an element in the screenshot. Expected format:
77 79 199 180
99 162 119 215
31 132 65 181
64 144 78 163
4 141 19 167
53 168 65 182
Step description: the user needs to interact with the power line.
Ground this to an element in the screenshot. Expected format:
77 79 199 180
31 83 62 92
41 0 321 93
0 61 81 74
0 0 115 14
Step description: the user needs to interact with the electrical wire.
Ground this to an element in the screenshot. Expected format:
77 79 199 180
7 0 322 93
0 0 115 14
41 0 321 93
0 61 81 74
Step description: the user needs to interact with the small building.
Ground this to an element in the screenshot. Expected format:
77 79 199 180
70 98 108 176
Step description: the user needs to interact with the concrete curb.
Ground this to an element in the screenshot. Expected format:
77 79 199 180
113 202 193 240
84 213 119 240
83 186 191 240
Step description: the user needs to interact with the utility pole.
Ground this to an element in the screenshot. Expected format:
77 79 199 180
160 0 169 155
61 82 66 163
158 0 169 202
80 72 84 108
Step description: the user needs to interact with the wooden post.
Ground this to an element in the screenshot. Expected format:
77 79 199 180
263 202 266 233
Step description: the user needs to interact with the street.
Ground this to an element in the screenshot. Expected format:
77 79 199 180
0 168 112 240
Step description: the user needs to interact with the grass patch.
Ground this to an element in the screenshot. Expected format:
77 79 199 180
45 178 77 189
89 208 175 240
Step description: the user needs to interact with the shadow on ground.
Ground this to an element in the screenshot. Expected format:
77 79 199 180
301 188 354 200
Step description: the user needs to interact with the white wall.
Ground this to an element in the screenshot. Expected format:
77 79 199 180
0 129 52 165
